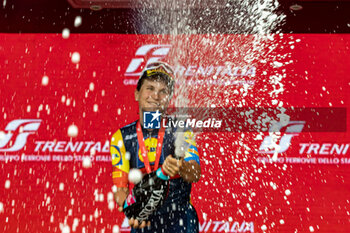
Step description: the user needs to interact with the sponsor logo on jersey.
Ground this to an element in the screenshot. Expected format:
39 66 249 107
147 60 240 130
111 145 123 166
138 137 157 163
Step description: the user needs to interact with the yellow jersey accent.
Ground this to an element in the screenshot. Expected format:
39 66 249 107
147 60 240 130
138 137 158 163
184 130 196 146
112 171 122 178
110 129 130 173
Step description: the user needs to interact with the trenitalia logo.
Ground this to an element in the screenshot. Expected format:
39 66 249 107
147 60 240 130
258 121 305 154
0 119 42 152
124 44 256 82
125 44 171 76
0 119 110 156
199 221 254 232
120 218 254 232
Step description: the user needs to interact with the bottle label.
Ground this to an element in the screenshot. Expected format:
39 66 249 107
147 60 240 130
123 191 136 208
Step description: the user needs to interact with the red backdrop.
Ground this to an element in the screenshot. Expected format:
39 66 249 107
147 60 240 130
0 34 349 233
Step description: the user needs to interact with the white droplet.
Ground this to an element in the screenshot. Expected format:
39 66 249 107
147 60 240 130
202 212 207 221
108 201 115 210
111 185 117 193
90 148 96 156
41 75 49 86
71 52 80 64
112 225 120 233
179 219 183 226
60 223 70 233
273 61 283 68
46 197 51 205
72 218 79 230
59 183 64 191
82 157 92 168
94 208 99 218
261 225 267 231
93 104 98 112
228 216 233 222
125 151 131 160
74 16 82 27
272 152 278 162
309 226 314 232
107 192 114 202
270 182 277 190
128 169 143 184
285 189 291 196
89 82 95 91
67 124 78 137
4 180 10 189
62 28 70 39
280 219 285 224
0 131 5 140
271 99 278 105
98 194 104 202
0 202 4 213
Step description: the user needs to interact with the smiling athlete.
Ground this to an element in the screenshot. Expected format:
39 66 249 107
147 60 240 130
110 61 201 233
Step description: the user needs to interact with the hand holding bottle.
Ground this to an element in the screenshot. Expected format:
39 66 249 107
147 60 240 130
162 155 183 177
122 168 170 225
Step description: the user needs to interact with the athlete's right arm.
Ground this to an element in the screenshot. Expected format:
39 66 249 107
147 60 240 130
110 129 130 210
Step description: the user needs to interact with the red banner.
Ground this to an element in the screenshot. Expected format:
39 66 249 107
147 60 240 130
0 34 349 233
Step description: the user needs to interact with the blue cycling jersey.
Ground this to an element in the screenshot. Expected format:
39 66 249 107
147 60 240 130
110 120 200 233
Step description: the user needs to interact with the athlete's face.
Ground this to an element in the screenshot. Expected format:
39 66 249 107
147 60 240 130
135 79 171 113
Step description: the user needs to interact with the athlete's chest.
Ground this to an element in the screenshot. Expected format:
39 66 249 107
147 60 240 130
123 129 175 169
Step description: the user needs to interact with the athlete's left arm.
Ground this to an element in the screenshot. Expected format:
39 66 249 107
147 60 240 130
179 159 201 183
179 130 201 183
163 130 201 182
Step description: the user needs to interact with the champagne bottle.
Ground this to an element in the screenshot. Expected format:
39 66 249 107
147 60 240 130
123 167 170 222
174 131 190 159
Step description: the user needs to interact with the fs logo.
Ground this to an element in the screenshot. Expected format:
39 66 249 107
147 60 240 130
143 111 161 129
125 44 171 76
258 121 305 154
0 119 42 152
